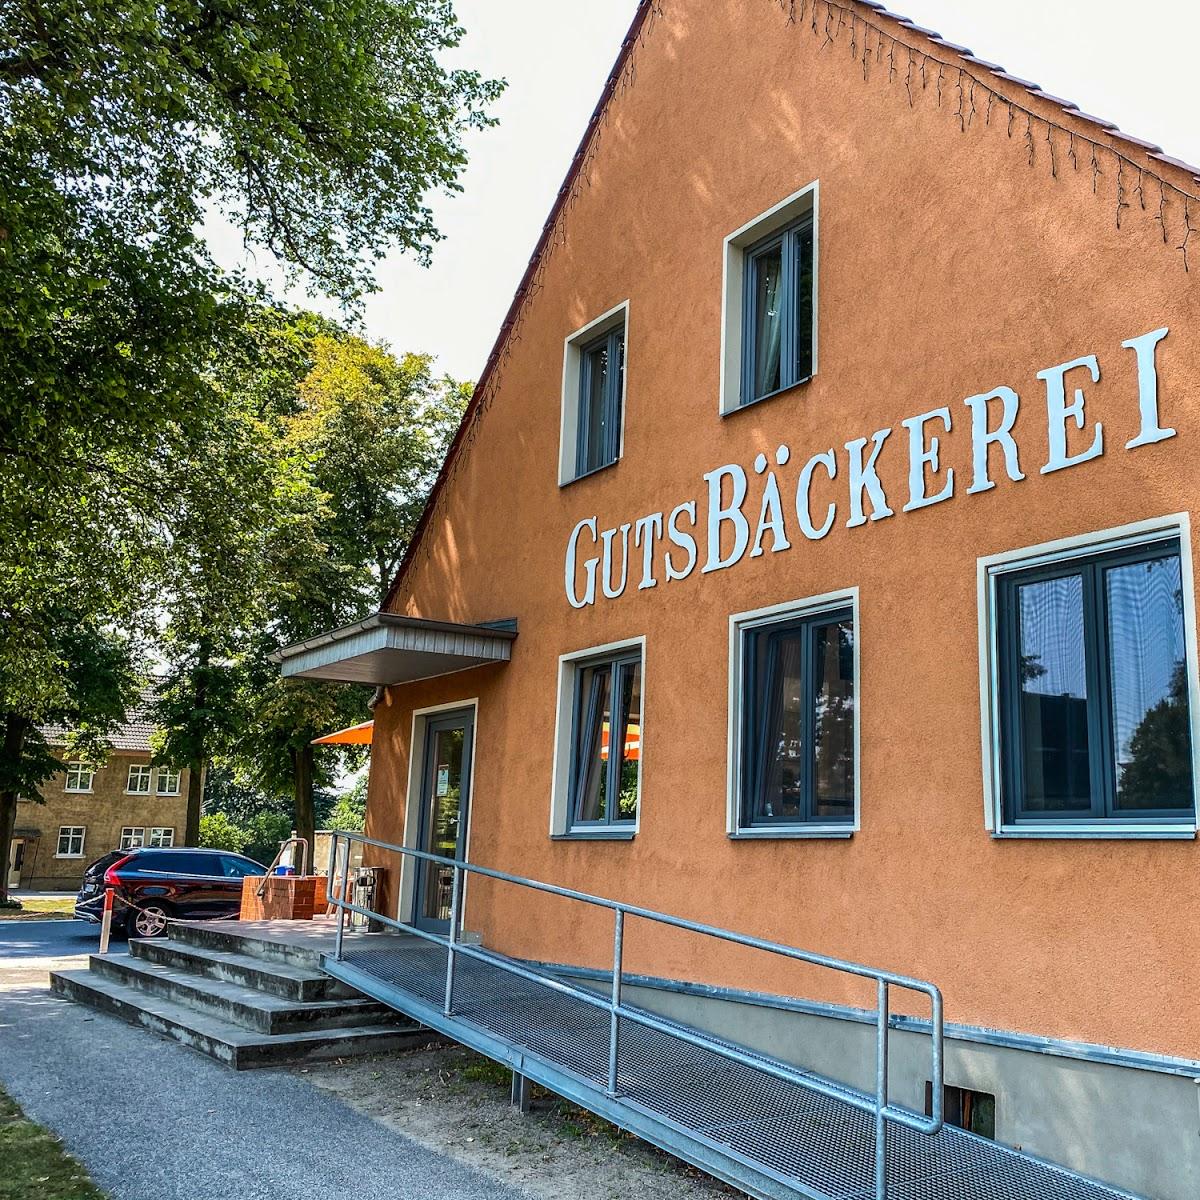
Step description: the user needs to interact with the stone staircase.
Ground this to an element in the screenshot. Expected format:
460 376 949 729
50 920 429 1069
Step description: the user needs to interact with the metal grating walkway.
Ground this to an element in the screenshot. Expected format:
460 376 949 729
324 934 1138 1200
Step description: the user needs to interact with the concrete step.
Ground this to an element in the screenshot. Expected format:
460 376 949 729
169 921 333 970
130 936 353 1002
87 954 394 1036
50 969 428 1069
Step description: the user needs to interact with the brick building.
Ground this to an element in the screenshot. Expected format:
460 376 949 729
6 702 191 891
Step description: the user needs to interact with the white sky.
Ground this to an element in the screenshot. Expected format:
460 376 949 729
204 0 1200 383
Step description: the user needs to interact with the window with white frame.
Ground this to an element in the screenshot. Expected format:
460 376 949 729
57 826 85 857
64 762 95 793
120 827 146 849
551 639 644 837
559 303 628 485
986 529 1196 834
127 764 152 794
720 182 818 415
730 592 858 836
156 767 181 795
148 827 174 847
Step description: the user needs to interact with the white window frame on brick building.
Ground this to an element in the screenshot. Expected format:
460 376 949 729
120 827 146 850
56 826 86 858
156 767 182 796
127 764 152 794
64 762 95 793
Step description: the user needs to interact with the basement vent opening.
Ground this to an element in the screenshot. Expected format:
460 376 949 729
925 1082 997 1140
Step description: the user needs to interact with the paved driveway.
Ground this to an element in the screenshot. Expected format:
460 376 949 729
0 926 527 1200
0 916 98 958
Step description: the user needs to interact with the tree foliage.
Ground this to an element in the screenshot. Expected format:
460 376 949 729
0 0 496 895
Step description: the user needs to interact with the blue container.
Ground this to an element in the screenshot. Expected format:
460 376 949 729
274 864 296 876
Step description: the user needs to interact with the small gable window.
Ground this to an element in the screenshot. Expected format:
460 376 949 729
742 218 815 405
559 303 629 485
576 327 625 478
720 182 818 415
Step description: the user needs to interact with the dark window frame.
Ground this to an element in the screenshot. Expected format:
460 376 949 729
997 537 1195 827
573 324 626 480
740 215 815 408
739 606 856 830
567 648 642 832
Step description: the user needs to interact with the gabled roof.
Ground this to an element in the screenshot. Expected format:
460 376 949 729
384 0 1200 612
40 686 159 753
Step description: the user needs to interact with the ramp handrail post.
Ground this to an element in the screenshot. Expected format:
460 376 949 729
444 862 463 1016
607 907 624 1097
875 979 889 1200
333 833 348 962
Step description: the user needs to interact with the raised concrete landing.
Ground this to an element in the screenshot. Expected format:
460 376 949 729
50 919 429 1069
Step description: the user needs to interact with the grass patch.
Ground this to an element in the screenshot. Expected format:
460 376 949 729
0 1088 108 1199
0 897 75 921
458 1058 513 1088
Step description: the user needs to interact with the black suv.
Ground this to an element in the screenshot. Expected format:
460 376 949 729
74 847 268 938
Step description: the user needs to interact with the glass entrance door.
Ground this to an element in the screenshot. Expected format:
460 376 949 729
413 709 474 933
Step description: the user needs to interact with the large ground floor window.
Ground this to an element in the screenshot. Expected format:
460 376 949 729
568 649 642 832
731 594 858 837
993 532 1196 830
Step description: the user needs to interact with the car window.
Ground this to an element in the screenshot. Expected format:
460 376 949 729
130 851 170 872
83 851 124 879
219 856 265 879
138 851 212 876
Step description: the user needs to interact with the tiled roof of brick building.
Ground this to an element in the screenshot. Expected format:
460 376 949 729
40 687 159 753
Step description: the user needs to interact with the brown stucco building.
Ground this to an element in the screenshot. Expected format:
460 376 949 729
8 704 190 891
279 5 1200 1197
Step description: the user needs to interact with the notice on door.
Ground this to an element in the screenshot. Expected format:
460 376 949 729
436 765 450 797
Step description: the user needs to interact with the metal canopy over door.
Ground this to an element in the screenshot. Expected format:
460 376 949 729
413 709 474 933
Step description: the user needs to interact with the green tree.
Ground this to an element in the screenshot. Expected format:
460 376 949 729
290 334 471 602
0 625 142 902
198 812 251 856
233 330 468 862
1115 663 1194 810
151 319 312 846
327 774 369 832
1 1 499 882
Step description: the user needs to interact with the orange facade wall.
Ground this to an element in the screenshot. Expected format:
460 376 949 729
366 1 1200 1059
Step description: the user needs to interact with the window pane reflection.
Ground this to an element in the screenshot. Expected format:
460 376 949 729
1017 574 1091 811
813 618 855 819
1107 556 1193 811
752 243 784 399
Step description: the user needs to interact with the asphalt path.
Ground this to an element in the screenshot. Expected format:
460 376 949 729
0 921 527 1199
0 916 99 958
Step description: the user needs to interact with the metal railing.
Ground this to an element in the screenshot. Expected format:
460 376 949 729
327 829 943 1200
256 837 310 898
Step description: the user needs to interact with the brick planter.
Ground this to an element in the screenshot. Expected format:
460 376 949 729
239 874 328 921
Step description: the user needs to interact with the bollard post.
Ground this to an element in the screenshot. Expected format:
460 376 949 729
99 887 114 954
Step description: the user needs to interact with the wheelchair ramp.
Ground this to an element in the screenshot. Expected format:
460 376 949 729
323 934 1137 1200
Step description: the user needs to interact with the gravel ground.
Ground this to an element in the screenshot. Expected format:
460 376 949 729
299 1043 739 1200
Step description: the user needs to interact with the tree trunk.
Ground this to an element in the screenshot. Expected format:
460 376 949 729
184 756 205 846
293 743 316 875
0 714 30 904
0 790 17 904
183 641 210 847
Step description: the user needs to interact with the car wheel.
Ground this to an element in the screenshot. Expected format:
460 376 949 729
131 903 170 938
